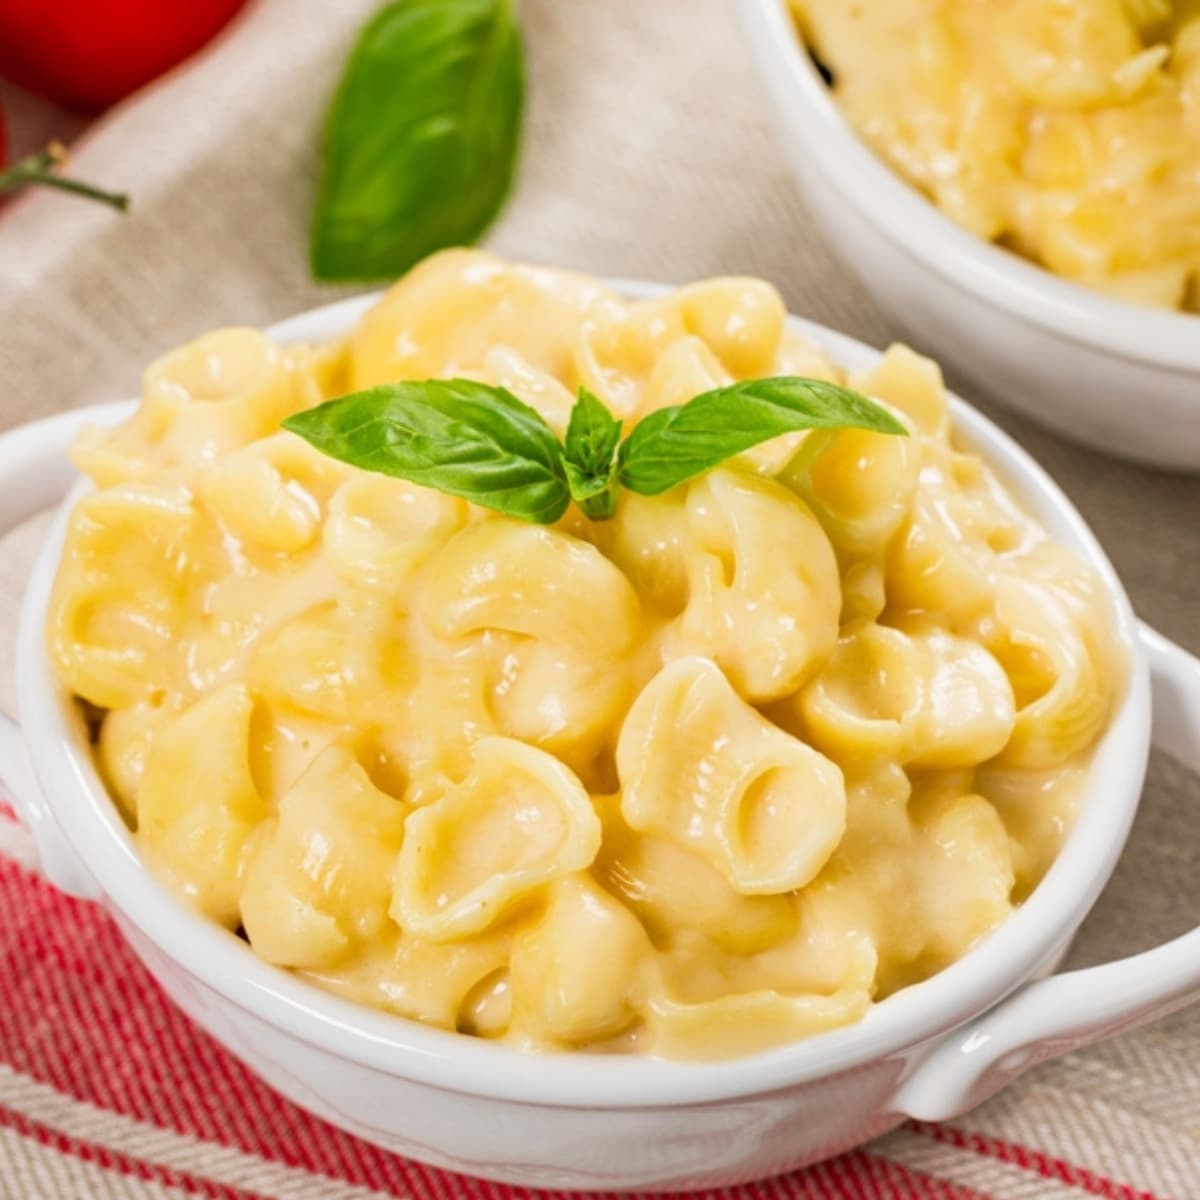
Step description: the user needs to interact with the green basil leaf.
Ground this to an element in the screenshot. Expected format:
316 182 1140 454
618 375 908 496
282 379 570 523
562 387 622 519
564 387 623 480
310 0 523 282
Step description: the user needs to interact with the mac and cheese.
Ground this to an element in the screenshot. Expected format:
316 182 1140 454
51 250 1123 1058
795 0 1200 311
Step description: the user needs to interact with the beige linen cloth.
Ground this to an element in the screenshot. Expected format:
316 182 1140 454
0 0 1197 1196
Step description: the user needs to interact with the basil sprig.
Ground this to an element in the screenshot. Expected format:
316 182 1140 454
311 0 523 281
283 376 907 523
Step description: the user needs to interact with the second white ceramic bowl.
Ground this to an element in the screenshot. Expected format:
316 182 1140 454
0 290 1198 1190
738 0 1200 471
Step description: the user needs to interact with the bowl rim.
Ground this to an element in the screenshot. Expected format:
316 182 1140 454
16 286 1151 1109
738 0 1200 371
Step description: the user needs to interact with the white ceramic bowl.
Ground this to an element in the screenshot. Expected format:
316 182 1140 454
1 291 1199 1192
738 0 1200 472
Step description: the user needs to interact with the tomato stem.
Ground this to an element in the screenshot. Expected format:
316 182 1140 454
0 142 128 211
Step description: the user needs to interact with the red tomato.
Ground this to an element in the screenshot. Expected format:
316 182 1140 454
0 0 249 111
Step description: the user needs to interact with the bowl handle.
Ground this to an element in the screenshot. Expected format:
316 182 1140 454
0 408 110 901
894 623 1200 1120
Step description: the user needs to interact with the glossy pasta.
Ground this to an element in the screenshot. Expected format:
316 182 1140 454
794 0 1200 311
50 250 1124 1059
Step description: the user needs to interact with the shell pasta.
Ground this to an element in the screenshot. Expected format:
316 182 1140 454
49 250 1123 1059
794 0 1200 310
